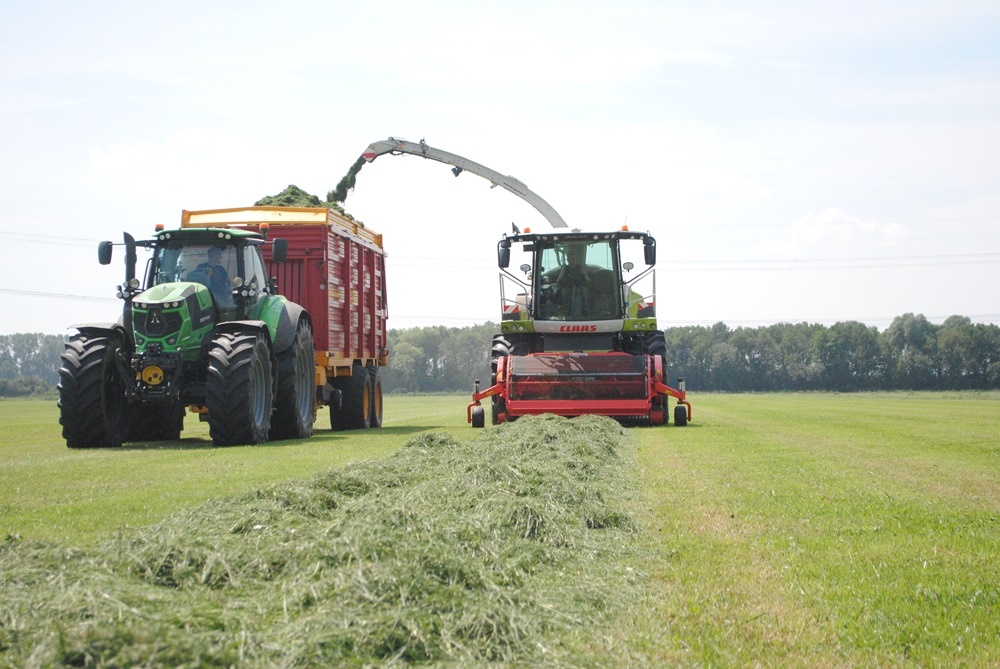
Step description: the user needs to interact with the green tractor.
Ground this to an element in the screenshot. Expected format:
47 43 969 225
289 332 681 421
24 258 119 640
58 225 316 447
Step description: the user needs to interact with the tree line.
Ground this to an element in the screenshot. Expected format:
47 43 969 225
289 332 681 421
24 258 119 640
383 313 1000 393
3 314 999 397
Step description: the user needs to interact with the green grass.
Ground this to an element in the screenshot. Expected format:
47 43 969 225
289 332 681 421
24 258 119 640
2 392 999 666
624 392 1000 666
0 397 476 545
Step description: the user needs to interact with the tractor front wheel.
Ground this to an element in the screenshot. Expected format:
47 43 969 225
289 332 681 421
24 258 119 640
58 333 131 449
205 330 274 446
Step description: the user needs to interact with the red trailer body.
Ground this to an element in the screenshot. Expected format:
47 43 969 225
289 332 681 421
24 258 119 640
180 207 388 415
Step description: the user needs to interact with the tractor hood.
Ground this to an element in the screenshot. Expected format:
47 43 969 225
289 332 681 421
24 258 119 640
131 282 216 355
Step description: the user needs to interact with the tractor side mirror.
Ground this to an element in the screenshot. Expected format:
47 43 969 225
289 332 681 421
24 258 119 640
643 237 656 265
124 233 137 283
272 238 288 263
498 239 511 268
98 241 113 265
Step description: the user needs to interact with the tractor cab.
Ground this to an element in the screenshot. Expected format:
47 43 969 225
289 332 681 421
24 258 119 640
147 230 273 321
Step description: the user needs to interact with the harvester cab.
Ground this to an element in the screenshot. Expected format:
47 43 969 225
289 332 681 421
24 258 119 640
469 228 691 428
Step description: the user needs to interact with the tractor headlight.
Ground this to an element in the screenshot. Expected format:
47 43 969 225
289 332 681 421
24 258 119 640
128 278 140 289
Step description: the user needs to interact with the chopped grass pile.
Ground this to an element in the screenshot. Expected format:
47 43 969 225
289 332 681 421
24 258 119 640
1 415 640 667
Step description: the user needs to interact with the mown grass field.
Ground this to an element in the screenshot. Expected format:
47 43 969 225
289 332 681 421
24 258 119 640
2 392 998 666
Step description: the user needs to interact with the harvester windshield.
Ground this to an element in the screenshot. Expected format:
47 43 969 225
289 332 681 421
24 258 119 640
536 239 621 321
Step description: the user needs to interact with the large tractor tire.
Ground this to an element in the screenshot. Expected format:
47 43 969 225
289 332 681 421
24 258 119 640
127 404 185 442
330 367 371 431
205 330 274 446
58 333 131 449
271 320 316 440
368 365 384 428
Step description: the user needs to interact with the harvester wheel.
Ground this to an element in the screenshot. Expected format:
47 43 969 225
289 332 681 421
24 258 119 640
674 404 688 427
471 406 485 428
205 330 274 446
646 331 668 371
127 404 184 442
58 333 130 449
368 365 384 428
331 366 371 430
271 320 316 440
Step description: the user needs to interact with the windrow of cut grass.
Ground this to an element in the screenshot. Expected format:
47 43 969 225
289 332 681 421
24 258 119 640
0 414 641 668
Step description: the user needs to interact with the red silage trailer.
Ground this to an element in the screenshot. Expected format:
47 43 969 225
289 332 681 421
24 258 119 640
181 206 388 429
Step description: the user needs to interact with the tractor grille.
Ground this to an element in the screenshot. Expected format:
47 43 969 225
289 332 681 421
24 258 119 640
134 307 183 338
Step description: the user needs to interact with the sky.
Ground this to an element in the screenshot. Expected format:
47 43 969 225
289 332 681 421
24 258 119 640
1 0 999 335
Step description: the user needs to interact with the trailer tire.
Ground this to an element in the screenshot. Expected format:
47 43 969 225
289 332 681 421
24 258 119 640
271 320 316 441
674 404 688 427
368 365 383 428
127 404 184 442
332 367 371 430
205 330 274 446
58 334 130 449
471 406 485 428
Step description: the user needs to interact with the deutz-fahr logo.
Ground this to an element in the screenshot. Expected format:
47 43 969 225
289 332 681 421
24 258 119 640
559 325 598 332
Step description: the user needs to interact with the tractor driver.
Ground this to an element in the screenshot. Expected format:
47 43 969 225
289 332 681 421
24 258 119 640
198 246 234 307
557 253 590 319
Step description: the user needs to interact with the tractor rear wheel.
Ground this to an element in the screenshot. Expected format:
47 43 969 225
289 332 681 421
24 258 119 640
271 320 316 440
205 330 274 446
58 333 131 449
127 404 184 442
331 367 371 430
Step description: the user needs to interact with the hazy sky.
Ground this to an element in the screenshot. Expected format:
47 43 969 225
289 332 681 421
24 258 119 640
2 1 998 334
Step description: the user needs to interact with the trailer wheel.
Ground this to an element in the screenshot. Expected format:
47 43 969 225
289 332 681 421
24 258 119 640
368 365 383 428
271 320 316 440
58 333 130 449
127 404 184 442
332 367 371 430
205 330 274 446
674 404 688 427
471 405 485 428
